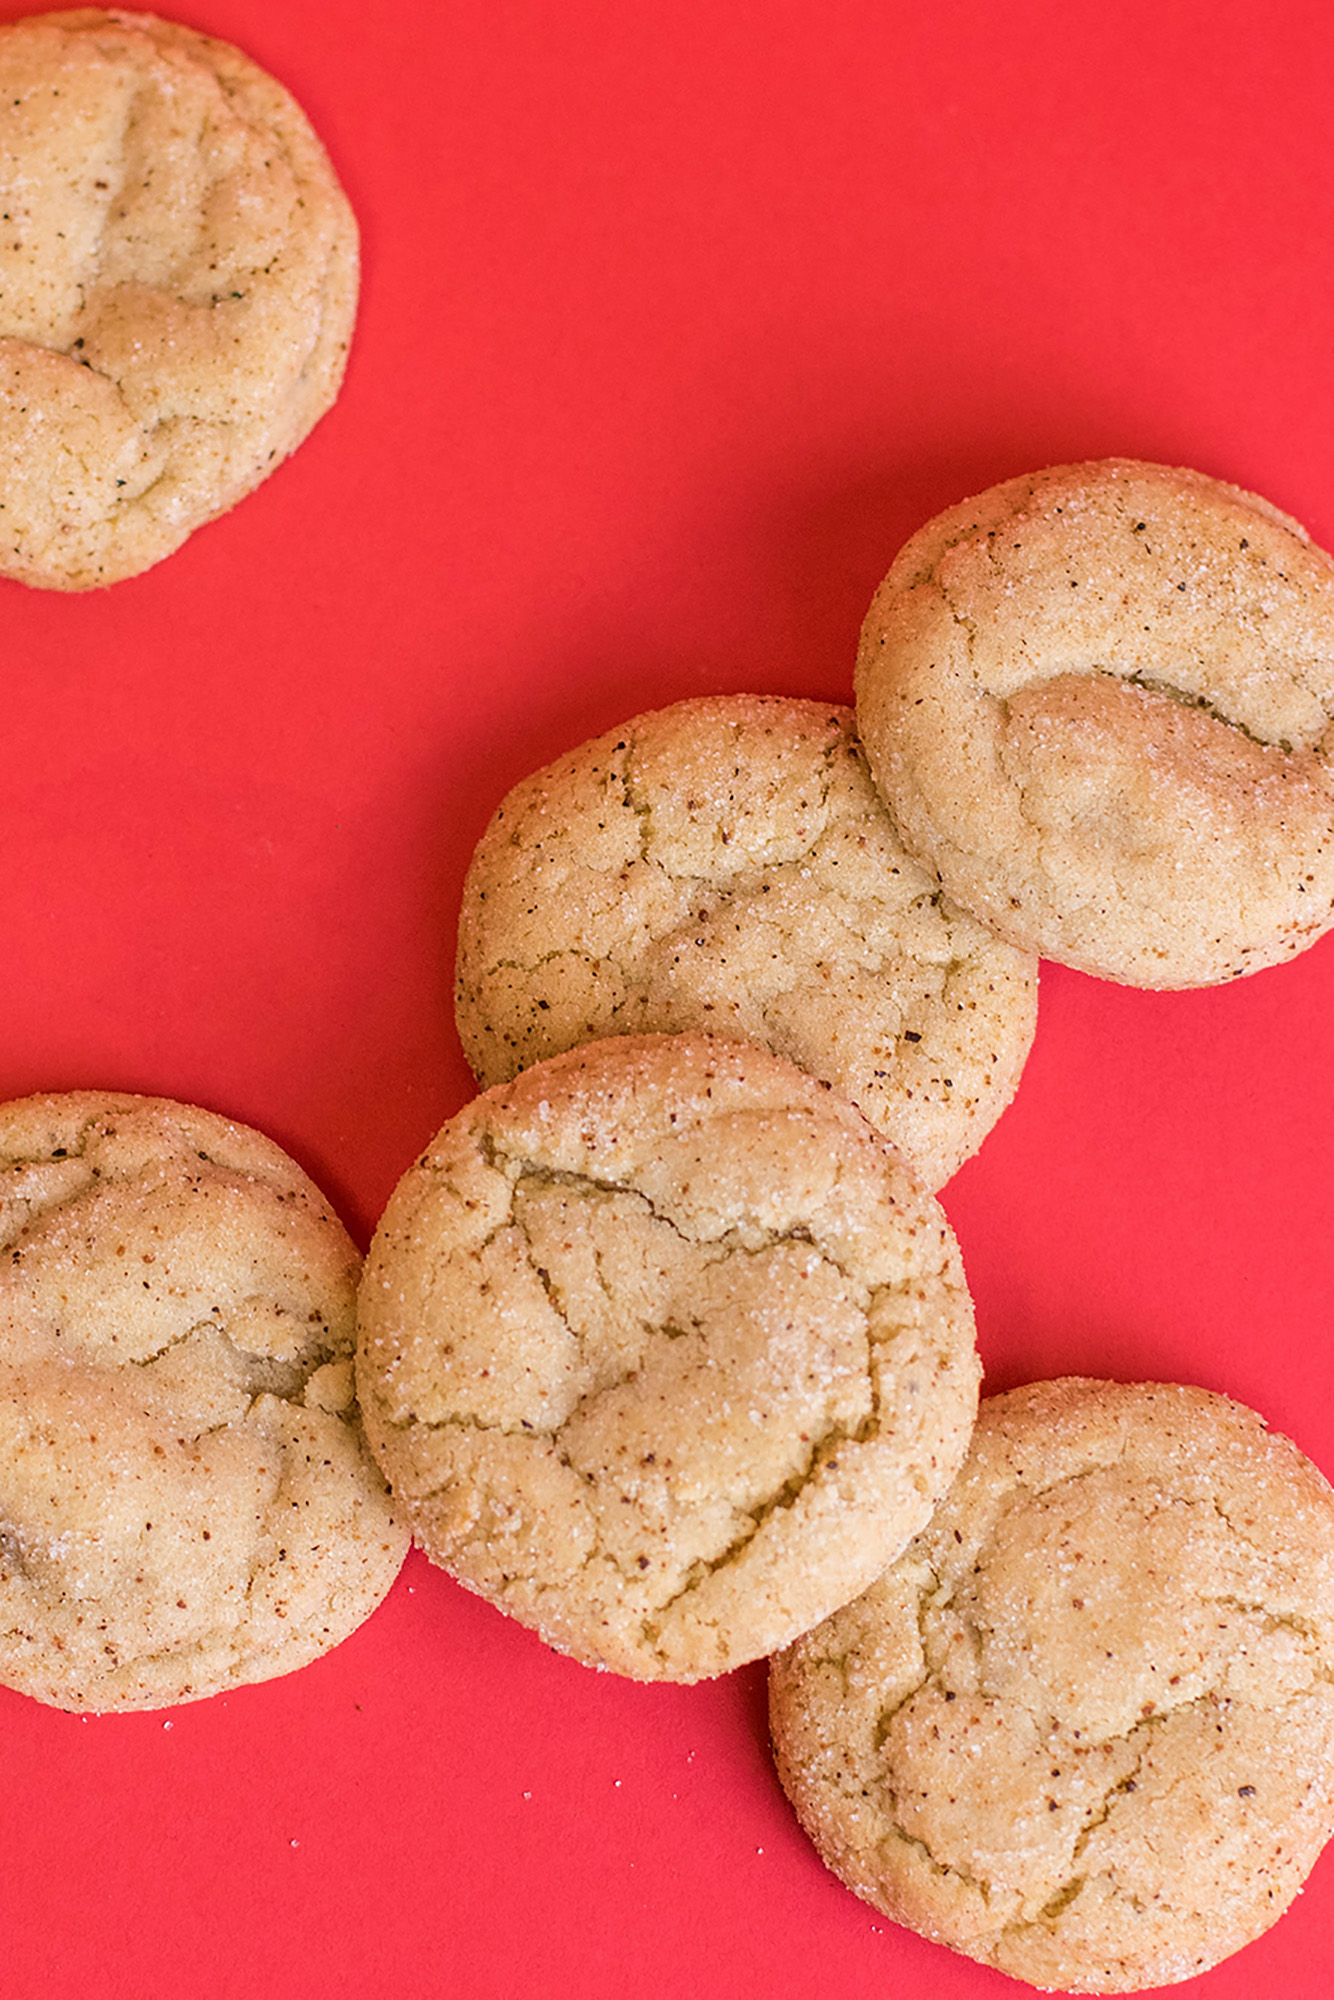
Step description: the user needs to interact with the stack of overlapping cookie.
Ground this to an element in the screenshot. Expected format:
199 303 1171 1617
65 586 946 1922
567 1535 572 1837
2 13 1333 1983
771 460 1334 1990
354 459 1334 1991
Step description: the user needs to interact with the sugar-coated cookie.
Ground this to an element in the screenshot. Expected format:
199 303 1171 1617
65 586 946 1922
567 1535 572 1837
357 1034 980 1681
856 460 1334 987
770 1378 1334 1992
0 1092 408 1711
0 10 358 588
455 696 1037 1190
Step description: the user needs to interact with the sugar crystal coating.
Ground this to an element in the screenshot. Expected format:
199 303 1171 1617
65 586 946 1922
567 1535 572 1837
856 460 1334 986
0 1092 407 1711
771 1378 1334 1991
0 9 358 587
357 1035 980 1681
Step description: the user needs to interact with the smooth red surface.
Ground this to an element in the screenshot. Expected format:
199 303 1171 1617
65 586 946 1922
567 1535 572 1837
4 2 1334 1994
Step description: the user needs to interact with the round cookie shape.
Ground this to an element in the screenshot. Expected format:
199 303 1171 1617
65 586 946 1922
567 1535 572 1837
855 460 1334 987
454 696 1038 1190
356 1034 980 1682
769 1378 1334 1992
0 1092 408 1711
0 9 358 588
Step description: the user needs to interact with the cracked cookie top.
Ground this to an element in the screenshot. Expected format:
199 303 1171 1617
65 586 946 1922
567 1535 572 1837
0 9 357 588
769 1377 1334 1992
454 696 1038 1190
356 1033 980 1681
855 460 1334 986
0 1091 408 1711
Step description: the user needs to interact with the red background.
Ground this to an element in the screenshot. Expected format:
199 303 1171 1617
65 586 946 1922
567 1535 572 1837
4 2 1334 1994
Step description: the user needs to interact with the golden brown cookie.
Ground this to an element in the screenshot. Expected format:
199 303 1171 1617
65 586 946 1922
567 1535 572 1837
357 1034 979 1681
0 1092 408 1711
454 696 1037 1190
770 1378 1334 1992
0 10 358 588
855 460 1334 987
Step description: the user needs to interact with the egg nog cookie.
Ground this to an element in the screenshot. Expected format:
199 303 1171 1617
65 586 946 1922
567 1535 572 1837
454 697 1037 1190
0 1092 407 1712
855 460 1334 986
770 1378 1334 1992
357 1034 979 1681
0 10 358 588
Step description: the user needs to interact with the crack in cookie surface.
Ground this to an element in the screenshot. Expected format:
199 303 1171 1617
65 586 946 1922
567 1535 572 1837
455 696 1036 1189
856 461 1334 986
770 1377 1334 1991
0 11 357 587
0 1091 406 1711
358 1035 979 1680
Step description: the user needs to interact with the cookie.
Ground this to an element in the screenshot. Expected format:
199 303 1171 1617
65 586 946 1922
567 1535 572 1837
769 1378 1334 1992
356 1033 980 1682
454 696 1038 1190
855 460 1334 987
0 1092 408 1712
0 10 358 588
